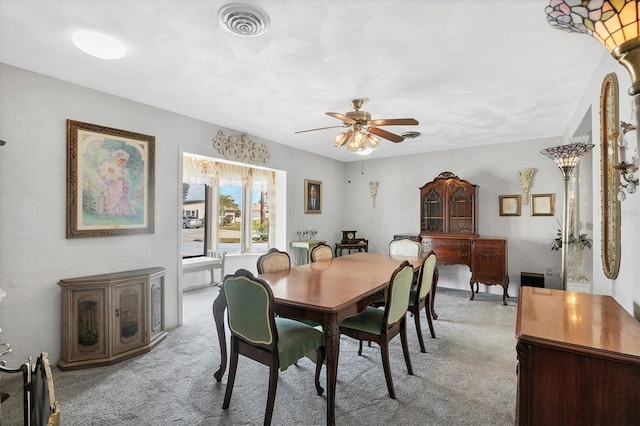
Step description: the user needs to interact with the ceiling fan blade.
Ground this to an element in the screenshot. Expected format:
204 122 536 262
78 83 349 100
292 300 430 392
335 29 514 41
295 124 349 134
368 126 404 143
369 118 419 126
326 112 356 125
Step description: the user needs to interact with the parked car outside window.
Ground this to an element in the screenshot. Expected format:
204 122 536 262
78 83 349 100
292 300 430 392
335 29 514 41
182 216 203 229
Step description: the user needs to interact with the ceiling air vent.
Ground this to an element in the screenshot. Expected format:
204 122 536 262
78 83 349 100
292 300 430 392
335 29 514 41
218 3 270 37
401 131 421 139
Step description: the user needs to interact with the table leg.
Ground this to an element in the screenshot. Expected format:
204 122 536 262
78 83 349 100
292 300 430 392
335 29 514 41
212 287 227 381
323 315 339 426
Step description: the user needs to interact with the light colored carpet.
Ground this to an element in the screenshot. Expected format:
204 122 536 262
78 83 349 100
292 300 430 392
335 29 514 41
1 285 518 425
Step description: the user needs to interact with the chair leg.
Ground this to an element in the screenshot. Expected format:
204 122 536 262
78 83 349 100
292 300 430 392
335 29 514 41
222 341 239 409
358 340 363 356
264 364 279 426
413 305 426 353
400 318 414 376
425 295 436 339
315 347 325 396
379 340 396 399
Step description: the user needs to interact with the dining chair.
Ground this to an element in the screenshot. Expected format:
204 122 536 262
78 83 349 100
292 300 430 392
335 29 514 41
222 269 325 425
310 243 333 262
389 238 422 257
409 250 438 352
0 352 60 426
256 248 291 274
339 261 415 399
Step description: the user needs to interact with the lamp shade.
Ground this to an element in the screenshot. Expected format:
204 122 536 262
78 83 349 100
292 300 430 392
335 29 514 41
541 142 595 177
546 0 639 52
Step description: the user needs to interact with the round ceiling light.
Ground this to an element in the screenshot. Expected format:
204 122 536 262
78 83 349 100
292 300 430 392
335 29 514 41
218 3 270 37
72 30 126 60
400 131 421 139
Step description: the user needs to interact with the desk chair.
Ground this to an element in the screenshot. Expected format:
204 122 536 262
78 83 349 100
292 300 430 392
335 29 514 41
222 269 325 425
257 248 291 274
339 261 414 399
409 250 438 352
310 243 333 262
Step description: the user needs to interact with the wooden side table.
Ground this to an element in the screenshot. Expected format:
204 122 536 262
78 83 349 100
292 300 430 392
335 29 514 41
335 239 369 256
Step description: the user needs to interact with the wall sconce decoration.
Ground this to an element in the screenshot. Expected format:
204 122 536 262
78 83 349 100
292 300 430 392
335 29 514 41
212 130 269 165
370 181 379 208
519 168 535 205
615 120 638 200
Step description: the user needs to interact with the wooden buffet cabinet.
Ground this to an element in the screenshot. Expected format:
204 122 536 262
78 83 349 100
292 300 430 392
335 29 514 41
515 287 640 425
418 172 509 304
58 267 167 370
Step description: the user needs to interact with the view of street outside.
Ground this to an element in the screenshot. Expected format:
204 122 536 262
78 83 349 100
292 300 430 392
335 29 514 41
182 228 268 256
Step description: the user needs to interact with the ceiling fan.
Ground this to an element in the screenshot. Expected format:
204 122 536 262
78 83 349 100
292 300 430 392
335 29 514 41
295 99 419 152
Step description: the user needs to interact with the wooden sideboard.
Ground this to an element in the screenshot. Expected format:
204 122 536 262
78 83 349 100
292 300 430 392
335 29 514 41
420 235 509 304
415 172 509 304
515 287 640 425
58 267 167 370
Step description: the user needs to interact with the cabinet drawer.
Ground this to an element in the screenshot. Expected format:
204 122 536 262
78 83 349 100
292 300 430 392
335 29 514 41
422 237 471 263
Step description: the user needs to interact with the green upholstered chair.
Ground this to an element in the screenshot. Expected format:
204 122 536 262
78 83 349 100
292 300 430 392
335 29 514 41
310 243 333 262
256 248 291 274
222 269 325 425
409 250 438 352
339 261 415 399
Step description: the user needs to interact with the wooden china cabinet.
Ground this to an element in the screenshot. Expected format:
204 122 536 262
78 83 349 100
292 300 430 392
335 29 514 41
58 267 167 370
419 172 509 304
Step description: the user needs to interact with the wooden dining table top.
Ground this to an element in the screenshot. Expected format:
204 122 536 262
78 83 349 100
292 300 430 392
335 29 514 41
257 252 423 313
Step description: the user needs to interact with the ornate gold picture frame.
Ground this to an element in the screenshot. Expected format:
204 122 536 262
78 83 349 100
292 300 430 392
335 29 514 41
599 72 621 279
499 195 521 216
67 119 155 238
304 179 322 214
531 194 555 216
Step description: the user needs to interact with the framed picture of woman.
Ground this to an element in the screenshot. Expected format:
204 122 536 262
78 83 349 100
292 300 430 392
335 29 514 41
66 119 155 238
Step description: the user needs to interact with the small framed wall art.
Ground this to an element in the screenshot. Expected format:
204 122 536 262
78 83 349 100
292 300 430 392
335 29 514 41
531 193 555 216
304 179 322 214
499 195 521 216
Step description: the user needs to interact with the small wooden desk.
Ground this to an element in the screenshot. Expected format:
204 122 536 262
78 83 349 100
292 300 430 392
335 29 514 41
213 252 422 426
515 287 640 425
290 240 326 264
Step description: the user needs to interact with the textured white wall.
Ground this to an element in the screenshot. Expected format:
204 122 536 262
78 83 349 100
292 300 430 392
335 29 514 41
0 64 346 364
342 138 582 296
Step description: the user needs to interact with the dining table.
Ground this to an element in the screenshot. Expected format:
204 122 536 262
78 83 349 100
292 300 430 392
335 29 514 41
212 251 423 425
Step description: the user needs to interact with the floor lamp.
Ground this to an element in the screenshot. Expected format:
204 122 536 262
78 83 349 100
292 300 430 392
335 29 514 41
541 143 594 290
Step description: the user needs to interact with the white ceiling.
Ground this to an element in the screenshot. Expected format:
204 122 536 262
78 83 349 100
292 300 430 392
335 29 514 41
0 0 606 162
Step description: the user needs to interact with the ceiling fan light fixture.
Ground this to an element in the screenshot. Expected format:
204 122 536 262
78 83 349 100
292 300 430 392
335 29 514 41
334 131 351 147
347 131 366 152
366 134 379 148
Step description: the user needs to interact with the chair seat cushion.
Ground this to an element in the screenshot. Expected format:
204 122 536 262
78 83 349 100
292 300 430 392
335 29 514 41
340 306 384 335
275 318 323 371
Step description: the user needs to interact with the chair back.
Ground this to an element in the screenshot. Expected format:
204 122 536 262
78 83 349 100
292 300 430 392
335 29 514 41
389 238 422 257
257 248 291 274
31 352 60 426
310 243 333 262
223 269 277 348
417 250 437 300
384 261 415 326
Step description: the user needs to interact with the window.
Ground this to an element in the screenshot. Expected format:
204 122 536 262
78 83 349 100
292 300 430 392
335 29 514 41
182 155 276 257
